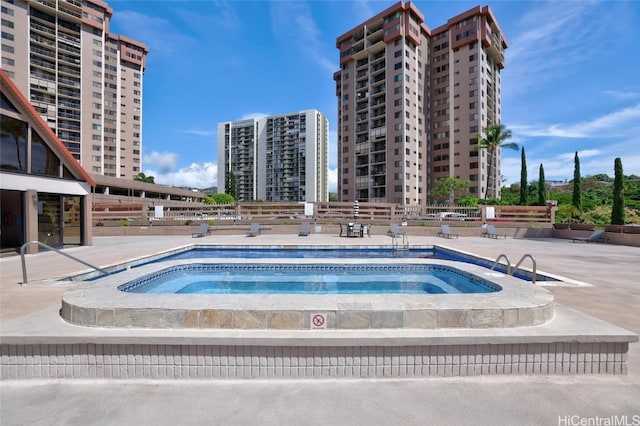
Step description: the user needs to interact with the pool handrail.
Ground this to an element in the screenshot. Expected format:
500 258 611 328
20 240 108 285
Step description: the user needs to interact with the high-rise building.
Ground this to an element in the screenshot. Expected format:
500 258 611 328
217 110 329 202
1 0 148 179
334 1 507 205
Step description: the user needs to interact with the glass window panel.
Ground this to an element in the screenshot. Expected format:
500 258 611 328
0 114 27 172
31 129 60 176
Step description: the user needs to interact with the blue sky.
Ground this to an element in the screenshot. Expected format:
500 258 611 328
108 0 640 191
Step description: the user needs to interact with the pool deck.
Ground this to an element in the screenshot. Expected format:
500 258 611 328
1 233 639 424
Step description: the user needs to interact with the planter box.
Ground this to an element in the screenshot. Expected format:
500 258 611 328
553 223 569 230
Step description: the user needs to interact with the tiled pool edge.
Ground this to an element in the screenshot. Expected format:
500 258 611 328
60 259 555 330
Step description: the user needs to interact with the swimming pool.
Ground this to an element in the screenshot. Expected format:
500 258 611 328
72 245 558 283
61 256 555 330
120 264 500 295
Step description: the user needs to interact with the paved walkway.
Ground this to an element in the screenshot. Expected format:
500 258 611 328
1 233 639 425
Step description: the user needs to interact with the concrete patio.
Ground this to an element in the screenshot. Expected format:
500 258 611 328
1 232 639 424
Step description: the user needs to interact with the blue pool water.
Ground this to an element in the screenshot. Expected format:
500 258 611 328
149 247 556 283
161 247 434 260
121 264 500 295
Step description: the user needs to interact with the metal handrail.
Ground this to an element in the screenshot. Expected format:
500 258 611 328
491 253 512 275
20 241 107 285
513 254 537 285
391 232 409 250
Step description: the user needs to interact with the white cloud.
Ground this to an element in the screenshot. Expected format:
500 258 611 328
110 11 194 57
328 129 337 169
349 0 375 24
328 167 337 194
503 2 616 96
179 129 217 137
143 151 178 174
603 89 640 100
270 2 337 74
239 112 270 120
501 147 640 186
511 103 640 139
146 162 218 189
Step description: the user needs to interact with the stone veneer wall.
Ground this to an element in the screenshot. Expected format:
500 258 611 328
1 342 629 379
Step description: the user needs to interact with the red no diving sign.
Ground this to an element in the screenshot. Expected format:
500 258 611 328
311 313 327 329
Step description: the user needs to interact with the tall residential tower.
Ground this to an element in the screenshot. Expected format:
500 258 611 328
1 0 148 178
217 110 329 202
334 1 507 205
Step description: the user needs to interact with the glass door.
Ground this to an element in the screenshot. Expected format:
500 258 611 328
37 193 61 248
62 196 82 246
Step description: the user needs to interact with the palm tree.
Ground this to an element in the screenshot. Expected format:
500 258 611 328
476 124 518 199
133 172 155 183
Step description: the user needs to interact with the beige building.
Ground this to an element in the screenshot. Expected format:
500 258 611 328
334 1 507 205
218 110 329 203
1 0 148 179
1 68 94 253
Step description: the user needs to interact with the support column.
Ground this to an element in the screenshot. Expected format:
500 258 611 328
82 193 93 246
24 190 39 254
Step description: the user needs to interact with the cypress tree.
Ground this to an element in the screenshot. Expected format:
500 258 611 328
519 147 527 205
538 164 546 206
572 151 582 214
611 157 625 225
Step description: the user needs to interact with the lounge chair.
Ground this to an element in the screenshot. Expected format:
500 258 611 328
247 223 260 237
191 223 209 238
299 221 310 236
437 224 459 239
481 224 506 239
572 230 607 243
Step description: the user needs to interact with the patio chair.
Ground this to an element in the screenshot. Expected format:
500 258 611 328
437 224 459 239
191 223 210 238
481 224 506 239
299 221 310 237
247 223 260 237
572 229 607 243
362 223 372 238
339 223 346 237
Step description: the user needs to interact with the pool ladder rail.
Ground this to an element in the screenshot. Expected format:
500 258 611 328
19 240 108 285
391 232 409 251
491 253 537 284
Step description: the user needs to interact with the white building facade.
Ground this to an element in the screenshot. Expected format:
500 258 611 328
217 110 328 202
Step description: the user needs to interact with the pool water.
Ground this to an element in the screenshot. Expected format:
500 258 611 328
162 247 434 260
121 264 500 295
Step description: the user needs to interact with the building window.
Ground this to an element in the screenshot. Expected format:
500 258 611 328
0 114 27 172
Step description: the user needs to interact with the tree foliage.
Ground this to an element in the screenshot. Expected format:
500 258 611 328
225 170 237 198
476 124 518 200
537 164 547 206
501 171 640 224
429 177 470 204
572 151 582 214
133 172 155 183
611 157 625 225
206 193 235 205
519 147 527 205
